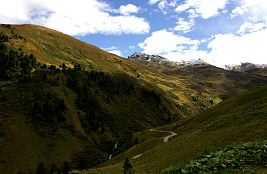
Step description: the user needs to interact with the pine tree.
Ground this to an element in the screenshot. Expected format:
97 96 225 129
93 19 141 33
49 164 59 174
62 161 70 174
123 157 132 174
35 162 47 174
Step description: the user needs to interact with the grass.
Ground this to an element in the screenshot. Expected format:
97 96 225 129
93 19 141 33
166 139 267 174
0 81 86 174
91 86 267 174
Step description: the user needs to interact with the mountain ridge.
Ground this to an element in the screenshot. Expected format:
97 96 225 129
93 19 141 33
128 52 208 68
129 52 267 74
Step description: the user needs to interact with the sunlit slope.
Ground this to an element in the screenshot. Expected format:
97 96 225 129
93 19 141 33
0 24 127 71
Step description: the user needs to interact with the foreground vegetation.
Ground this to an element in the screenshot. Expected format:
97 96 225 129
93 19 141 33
166 140 267 174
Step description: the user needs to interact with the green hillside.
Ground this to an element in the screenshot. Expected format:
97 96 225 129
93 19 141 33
1 24 267 117
93 86 267 174
0 24 267 174
0 49 179 173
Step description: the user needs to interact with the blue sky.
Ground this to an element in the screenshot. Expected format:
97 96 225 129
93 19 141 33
1 0 267 67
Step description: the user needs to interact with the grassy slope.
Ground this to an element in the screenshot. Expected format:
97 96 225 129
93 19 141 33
1 24 267 117
0 81 87 174
91 86 267 174
0 66 188 173
1 24 267 173
0 24 183 173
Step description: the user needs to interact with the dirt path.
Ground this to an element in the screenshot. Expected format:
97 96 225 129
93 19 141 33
131 129 177 160
132 154 142 160
148 129 177 143
163 131 177 143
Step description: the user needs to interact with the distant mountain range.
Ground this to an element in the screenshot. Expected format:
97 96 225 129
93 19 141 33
129 53 267 74
128 52 208 68
225 62 267 73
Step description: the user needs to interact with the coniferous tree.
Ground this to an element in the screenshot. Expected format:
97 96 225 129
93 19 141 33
35 162 47 174
123 157 132 174
62 161 70 174
49 164 59 174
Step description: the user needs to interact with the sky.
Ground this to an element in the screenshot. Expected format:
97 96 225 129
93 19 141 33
0 0 267 67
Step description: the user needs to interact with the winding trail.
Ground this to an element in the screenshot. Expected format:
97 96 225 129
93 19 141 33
149 129 178 143
131 128 177 160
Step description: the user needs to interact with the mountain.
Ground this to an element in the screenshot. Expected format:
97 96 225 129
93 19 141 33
129 53 267 76
128 52 168 63
0 24 180 174
91 86 267 174
128 52 208 68
0 24 267 174
129 52 267 99
225 62 267 75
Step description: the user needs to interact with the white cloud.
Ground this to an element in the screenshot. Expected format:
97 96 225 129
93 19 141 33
129 45 136 49
108 50 122 57
206 29 267 66
104 46 123 57
175 0 229 19
119 4 140 16
138 29 199 56
230 6 246 18
231 0 267 22
138 30 208 63
173 18 195 33
148 0 161 5
0 0 150 36
158 1 168 14
148 0 178 14
139 28 267 67
238 22 266 34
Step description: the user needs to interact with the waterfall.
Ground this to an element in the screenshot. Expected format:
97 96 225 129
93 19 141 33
109 141 118 160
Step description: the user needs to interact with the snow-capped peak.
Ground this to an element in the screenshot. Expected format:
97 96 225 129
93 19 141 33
128 53 209 67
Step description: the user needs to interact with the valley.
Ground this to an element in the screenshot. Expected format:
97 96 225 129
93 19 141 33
0 24 267 174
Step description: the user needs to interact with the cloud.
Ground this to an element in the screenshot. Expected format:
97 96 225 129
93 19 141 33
108 50 122 57
119 4 140 16
238 22 266 34
230 7 246 19
104 46 123 57
206 29 267 66
173 18 195 33
148 0 178 14
129 45 136 49
139 27 267 67
138 29 209 63
0 0 150 36
175 0 229 19
148 0 162 5
158 1 168 14
138 29 199 56
231 0 267 22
